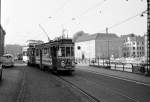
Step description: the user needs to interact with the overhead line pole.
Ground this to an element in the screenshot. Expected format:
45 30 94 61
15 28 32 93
147 0 150 73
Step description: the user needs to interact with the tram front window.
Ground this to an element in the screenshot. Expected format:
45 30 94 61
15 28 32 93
58 47 65 57
66 47 70 57
58 46 74 57
71 47 74 56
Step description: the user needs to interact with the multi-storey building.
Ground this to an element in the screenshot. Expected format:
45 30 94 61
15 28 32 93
121 34 145 58
75 33 122 59
0 25 6 57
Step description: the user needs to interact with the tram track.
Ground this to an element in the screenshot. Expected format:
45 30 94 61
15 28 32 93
55 72 141 102
16 67 26 102
56 75 101 102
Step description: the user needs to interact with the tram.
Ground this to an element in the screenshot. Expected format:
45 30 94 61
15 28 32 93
27 38 75 73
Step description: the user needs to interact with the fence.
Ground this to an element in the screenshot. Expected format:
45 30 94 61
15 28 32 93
75 58 148 75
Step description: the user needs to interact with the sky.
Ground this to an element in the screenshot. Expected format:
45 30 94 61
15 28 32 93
1 0 147 45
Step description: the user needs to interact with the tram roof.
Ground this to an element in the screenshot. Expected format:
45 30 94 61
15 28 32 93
35 38 74 48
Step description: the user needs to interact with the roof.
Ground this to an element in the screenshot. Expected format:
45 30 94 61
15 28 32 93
130 36 144 42
3 54 14 57
76 33 119 42
121 34 144 42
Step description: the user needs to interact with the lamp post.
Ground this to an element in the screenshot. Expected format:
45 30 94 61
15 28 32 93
106 27 110 68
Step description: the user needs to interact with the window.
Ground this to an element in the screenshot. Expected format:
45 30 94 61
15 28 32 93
66 47 70 57
133 47 135 50
77 46 81 50
57 48 62 57
44 48 48 54
71 47 74 56
142 52 144 55
60 47 65 57
36 49 39 56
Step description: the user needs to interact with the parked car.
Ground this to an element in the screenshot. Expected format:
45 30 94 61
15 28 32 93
1 54 14 67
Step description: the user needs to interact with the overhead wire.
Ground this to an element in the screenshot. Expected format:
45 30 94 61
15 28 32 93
63 0 107 27
53 0 71 18
75 0 107 20
99 10 147 32
38 0 72 40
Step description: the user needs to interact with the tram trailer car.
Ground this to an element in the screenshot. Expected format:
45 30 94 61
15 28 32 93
27 46 36 66
27 38 75 73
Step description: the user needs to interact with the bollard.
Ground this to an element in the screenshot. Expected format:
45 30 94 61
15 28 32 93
123 63 124 71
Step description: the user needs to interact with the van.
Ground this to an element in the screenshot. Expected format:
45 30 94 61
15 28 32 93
1 54 14 67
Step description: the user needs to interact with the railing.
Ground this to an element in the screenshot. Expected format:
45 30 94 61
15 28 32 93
75 58 149 75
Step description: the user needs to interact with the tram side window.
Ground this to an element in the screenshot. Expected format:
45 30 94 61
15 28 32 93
48 48 51 57
66 47 70 57
36 49 39 56
44 48 47 54
31 50 34 56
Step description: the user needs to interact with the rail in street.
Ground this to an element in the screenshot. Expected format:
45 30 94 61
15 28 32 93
1 62 150 102
57 75 101 102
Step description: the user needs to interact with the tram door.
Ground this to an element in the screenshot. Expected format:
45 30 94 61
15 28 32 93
51 46 57 70
40 49 43 69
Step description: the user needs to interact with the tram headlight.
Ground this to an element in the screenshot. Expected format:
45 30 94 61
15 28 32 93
61 61 65 67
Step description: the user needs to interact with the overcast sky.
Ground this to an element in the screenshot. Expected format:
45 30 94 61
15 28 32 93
1 0 147 45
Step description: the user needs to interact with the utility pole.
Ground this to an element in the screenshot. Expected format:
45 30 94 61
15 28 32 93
106 27 110 67
146 0 150 74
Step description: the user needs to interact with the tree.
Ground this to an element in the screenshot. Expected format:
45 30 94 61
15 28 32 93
72 31 88 42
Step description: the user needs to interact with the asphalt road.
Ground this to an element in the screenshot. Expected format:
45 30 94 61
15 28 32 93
0 62 150 102
62 68 150 102
0 64 24 102
0 62 92 102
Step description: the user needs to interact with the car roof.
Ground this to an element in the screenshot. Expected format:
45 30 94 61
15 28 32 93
3 54 14 57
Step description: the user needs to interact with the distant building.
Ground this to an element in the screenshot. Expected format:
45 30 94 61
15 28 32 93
121 34 145 58
75 33 123 59
0 25 6 57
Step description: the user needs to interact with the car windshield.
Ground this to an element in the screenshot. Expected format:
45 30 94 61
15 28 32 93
3 55 13 59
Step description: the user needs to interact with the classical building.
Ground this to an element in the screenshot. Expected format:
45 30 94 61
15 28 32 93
0 25 6 57
121 34 145 58
75 33 123 59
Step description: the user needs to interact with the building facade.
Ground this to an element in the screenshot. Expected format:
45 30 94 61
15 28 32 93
121 34 145 58
0 25 6 57
75 33 123 60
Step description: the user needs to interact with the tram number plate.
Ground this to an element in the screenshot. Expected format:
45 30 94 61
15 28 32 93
65 67 71 69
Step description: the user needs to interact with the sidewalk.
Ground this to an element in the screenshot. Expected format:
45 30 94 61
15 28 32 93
76 64 150 86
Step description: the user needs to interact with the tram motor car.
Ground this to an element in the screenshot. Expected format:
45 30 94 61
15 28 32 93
27 38 75 74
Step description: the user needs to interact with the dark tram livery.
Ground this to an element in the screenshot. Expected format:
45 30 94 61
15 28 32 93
27 38 75 73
